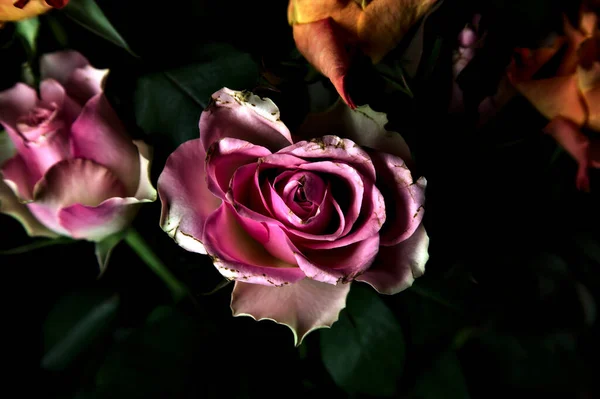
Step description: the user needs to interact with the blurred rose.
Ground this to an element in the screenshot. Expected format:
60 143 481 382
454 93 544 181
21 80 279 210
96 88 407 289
288 0 438 107
507 6 600 191
0 51 156 269
0 0 67 23
158 87 428 345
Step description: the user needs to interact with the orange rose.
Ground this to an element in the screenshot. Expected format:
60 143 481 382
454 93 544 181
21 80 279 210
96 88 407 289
288 0 438 107
508 5 600 191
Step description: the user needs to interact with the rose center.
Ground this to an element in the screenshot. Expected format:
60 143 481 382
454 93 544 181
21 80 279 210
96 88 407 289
16 104 64 143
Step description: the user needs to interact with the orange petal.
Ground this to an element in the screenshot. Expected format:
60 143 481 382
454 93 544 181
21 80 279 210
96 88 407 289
0 0 50 22
578 62 600 130
288 0 438 63
293 18 356 108
513 75 586 125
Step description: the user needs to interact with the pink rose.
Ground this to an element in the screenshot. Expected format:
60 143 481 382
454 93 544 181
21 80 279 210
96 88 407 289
158 88 428 344
0 51 156 269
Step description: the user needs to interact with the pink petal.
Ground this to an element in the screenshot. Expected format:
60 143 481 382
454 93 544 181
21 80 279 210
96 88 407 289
40 50 90 85
158 139 221 255
370 152 426 246
39 79 82 126
292 18 355 108
202 203 305 286
200 88 293 154
205 137 271 200
63 66 109 105
356 223 429 294
279 136 376 182
0 83 38 129
0 179 58 238
70 94 140 195
31 158 126 208
295 101 413 167
229 162 276 219
295 234 381 284
231 278 351 346
296 160 365 238
1 154 35 200
58 197 141 242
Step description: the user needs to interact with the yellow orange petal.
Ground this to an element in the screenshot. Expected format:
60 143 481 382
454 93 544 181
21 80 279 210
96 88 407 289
0 0 50 22
514 75 586 126
288 0 438 63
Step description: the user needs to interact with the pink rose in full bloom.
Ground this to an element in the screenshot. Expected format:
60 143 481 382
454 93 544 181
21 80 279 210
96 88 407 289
0 51 157 269
158 88 428 345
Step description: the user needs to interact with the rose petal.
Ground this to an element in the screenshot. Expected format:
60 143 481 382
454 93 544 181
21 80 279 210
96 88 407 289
279 135 376 181
132 140 158 201
158 139 220 255
32 158 126 208
200 88 293 153
0 83 38 129
356 223 429 294
70 94 140 195
370 152 426 245
295 234 380 284
203 203 305 286
64 66 109 105
231 278 350 346
1 154 35 200
58 197 141 242
294 101 413 167
39 79 82 126
0 179 58 238
40 50 89 84
205 137 271 200
292 18 355 108
0 0 51 22
512 75 586 126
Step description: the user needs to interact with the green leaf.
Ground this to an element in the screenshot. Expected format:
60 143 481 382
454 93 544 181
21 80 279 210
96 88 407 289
62 0 136 56
42 293 120 371
320 284 405 397
134 43 259 150
93 306 231 398
15 17 40 55
409 351 470 399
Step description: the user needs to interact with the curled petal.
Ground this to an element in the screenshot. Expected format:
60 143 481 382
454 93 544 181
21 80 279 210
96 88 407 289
295 100 413 167
295 234 380 284
293 18 355 108
279 135 376 181
370 152 426 245
32 158 126 208
356 223 429 294
203 203 305 286
1 154 35 200
231 278 350 346
0 179 58 238
201 88 293 153
70 94 140 196
40 50 89 84
577 63 600 130
58 197 141 242
205 138 271 199
158 139 221 254
0 83 38 130
39 79 83 127
40 50 108 104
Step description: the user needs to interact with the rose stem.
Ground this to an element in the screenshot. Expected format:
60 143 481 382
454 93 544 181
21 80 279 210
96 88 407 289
124 228 188 303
